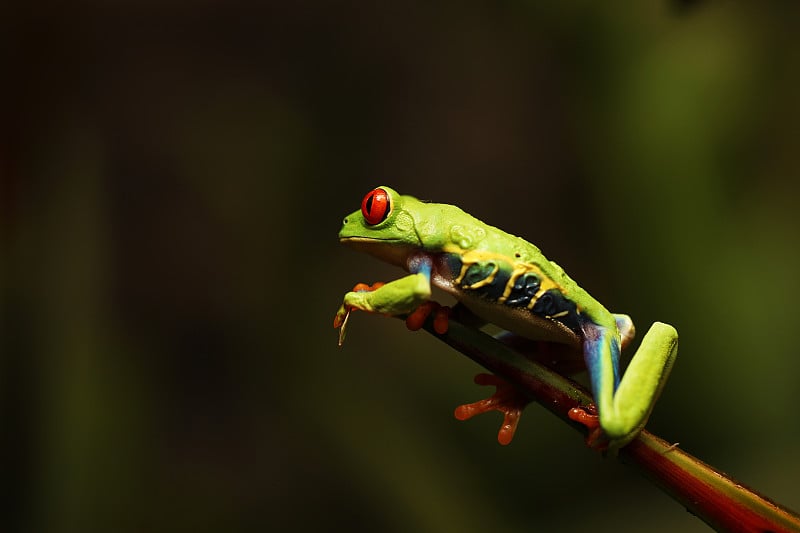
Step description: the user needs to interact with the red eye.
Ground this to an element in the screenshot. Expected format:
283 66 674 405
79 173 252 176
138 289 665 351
361 187 390 225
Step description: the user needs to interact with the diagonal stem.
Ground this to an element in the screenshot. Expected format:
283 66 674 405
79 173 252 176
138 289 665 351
417 314 800 533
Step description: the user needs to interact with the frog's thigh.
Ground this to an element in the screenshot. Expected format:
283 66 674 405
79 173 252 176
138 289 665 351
611 322 678 428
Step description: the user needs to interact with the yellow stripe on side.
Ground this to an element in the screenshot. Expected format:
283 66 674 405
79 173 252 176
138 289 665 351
463 262 500 289
447 247 565 302
498 269 525 303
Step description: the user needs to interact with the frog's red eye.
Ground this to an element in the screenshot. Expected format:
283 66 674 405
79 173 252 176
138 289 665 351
361 187 390 225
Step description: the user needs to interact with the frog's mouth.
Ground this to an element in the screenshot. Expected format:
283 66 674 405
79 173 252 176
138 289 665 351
339 237 416 269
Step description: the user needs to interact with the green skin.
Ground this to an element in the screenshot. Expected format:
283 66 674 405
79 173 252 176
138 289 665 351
335 186 678 450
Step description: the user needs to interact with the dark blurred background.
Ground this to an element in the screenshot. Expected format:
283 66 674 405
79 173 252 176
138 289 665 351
3 1 799 532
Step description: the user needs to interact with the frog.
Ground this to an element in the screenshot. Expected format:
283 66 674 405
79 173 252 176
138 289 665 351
334 186 678 451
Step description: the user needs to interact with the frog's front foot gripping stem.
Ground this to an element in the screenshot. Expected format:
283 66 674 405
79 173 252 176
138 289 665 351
334 282 385 346
404 301 450 335
333 282 450 346
455 373 533 445
334 283 451 345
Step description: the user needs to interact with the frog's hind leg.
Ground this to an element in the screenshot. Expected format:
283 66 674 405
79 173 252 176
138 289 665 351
606 322 678 446
573 321 678 450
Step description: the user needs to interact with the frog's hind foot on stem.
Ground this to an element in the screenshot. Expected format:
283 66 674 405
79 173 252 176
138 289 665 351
455 373 532 445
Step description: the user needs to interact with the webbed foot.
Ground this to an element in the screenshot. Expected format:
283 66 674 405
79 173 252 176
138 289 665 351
405 301 451 335
334 282 386 345
455 373 532 445
567 405 608 450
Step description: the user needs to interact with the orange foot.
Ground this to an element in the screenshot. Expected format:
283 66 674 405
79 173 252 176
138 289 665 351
567 405 608 450
333 282 386 329
334 282 386 345
405 301 451 335
455 373 532 445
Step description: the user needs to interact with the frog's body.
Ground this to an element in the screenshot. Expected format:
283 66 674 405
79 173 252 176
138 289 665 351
335 186 677 450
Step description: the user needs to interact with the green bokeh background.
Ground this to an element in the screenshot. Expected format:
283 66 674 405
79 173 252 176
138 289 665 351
4 2 799 532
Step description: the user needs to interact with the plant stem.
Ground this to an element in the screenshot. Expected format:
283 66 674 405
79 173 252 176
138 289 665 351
419 314 800 533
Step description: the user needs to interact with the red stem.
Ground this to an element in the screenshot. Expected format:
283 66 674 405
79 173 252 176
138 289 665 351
419 315 800 533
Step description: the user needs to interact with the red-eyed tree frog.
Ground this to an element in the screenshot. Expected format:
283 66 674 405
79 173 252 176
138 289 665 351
334 186 678 451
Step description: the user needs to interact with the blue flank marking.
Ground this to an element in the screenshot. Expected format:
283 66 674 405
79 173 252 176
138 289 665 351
408 255 432 281
582 321 622 396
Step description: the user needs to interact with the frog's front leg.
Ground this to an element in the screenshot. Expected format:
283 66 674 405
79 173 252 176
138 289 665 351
334 272 431 344
574 321 678 451
336 273 430 318
335 253 456 344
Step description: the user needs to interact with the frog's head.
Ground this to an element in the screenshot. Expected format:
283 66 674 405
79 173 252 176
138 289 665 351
339 186 424 267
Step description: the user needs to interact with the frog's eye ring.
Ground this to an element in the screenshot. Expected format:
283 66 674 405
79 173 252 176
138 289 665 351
361 187 391 225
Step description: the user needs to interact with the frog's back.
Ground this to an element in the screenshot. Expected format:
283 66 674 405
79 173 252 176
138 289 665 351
414 202 613 344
